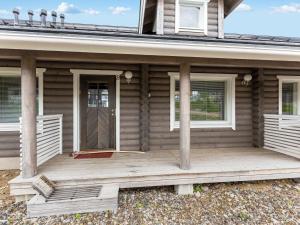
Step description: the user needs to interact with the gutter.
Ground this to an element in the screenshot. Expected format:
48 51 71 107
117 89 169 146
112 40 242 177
0 31 300 62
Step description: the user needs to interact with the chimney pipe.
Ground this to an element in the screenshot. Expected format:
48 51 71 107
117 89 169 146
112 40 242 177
12 8 20 25
40 9 47 27
27 10 34 26
51 11 57 26
60 14 65 28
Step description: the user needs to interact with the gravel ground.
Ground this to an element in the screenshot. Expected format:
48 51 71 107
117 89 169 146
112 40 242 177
0 170 299 225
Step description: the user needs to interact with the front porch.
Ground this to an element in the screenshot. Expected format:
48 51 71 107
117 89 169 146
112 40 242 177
10 147 300 198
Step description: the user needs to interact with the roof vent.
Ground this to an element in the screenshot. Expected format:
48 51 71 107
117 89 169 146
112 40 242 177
51 11 57 27
27 10 34 26
40 9 47 27
12 8 20 25
60 14 65 28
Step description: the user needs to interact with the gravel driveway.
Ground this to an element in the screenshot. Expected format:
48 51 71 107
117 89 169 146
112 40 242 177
0 170 299 225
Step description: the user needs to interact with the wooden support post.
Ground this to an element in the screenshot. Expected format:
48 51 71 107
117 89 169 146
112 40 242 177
21 54 37 178
179 63 191 170
140 64 150 152
252 68 264 148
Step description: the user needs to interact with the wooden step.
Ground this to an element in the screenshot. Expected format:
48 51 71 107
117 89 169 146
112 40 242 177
27 184 119 217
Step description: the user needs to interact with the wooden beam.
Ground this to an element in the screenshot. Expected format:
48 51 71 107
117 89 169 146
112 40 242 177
140 64 150 152
21 54 37 178
252 69 265 148
179 63 191 170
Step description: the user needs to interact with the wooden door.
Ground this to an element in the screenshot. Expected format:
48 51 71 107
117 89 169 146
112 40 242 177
80 76 116 150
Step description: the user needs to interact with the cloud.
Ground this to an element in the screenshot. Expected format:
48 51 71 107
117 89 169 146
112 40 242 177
236 3 252 12
57 2 81 14
56 2 99 15
0 9 9 16
109 6 131 15
272 3 300 13
83 8 100 15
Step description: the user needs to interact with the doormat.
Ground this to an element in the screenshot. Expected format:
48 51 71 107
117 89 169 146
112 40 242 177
72 150 113 159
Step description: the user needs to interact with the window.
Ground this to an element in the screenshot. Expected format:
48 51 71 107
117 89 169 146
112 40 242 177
169 73 237 130
0 68 44 131
278 76 300 115
88 82 109 108
176 0 209 34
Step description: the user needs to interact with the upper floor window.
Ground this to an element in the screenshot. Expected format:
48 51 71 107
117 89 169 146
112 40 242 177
176 0 210 34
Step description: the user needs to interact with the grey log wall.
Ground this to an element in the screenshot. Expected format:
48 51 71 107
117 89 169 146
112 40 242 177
0 64 296 157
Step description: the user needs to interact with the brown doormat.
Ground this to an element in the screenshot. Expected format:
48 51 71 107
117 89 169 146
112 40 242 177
72 150 113 159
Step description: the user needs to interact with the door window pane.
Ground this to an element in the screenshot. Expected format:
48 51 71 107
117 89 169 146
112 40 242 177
180 5 200 28
88 83 109 108
282 82 298 115
175 80 226 121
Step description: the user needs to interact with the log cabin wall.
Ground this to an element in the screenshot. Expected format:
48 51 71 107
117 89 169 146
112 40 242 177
43 69 74 153
164 0 219 37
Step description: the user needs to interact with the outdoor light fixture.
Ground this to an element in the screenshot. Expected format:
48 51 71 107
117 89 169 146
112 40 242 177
124 71 133 84
242 74 252 86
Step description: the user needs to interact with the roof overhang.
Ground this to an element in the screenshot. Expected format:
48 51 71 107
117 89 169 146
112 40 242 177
0 31 300 62
225 0 243 17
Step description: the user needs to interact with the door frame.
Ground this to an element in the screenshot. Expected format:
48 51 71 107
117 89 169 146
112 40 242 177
71 69 123 152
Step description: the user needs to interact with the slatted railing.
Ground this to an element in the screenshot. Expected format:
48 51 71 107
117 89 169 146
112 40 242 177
20 114 63 169
264 114 300 158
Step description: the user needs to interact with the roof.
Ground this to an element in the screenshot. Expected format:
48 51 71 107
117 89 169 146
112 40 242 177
1 20 300 63
1 20 300 48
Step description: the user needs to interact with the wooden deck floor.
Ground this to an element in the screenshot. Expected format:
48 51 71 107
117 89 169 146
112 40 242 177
10 148 300 197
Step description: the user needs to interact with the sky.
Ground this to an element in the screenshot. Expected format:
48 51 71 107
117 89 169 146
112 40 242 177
1 1 300 37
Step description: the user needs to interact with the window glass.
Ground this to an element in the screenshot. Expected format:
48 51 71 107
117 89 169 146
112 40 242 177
175 80 226 121
180 5 200 28
282 82 298 115
88 83 109 108
0 77 21 123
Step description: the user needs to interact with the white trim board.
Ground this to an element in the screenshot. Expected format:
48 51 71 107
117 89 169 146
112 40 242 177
71 69 123 152
169 72 237 131
0 67 45 131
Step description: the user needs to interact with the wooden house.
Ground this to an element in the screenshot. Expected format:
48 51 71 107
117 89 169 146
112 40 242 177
0 0 298 203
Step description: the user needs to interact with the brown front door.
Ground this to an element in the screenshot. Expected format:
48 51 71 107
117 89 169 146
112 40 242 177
80 76 116 150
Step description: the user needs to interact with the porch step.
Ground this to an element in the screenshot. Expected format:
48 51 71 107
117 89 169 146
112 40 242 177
27 184 119 217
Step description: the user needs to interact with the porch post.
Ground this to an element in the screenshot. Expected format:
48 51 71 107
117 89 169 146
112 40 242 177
179 63 191 170
21 54 37 178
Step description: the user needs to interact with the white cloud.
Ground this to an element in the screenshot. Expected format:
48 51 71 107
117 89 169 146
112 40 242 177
272 3 300 13
56 2 99 16
57 2 81 14
84 8 100 15
109 6 131 15
236 3 252 12
0 9 9 16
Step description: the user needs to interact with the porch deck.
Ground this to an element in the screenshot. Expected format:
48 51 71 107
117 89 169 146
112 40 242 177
10 147 300 197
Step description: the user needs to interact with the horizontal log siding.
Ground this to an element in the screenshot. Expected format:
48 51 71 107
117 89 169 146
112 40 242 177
0 132 19 157
44 69 73 153
164 0 219 37
149 68 253 150
120 73 140 151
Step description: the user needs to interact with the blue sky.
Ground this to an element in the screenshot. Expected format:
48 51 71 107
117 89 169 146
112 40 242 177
1 1 300 37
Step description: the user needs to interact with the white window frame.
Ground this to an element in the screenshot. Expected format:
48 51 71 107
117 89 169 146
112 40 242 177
169 72 237 131
0 67 45 131
277 76 300 115
175 0 210 34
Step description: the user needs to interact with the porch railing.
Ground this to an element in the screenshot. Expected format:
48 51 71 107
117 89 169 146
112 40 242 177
264 114 300 158
20 114 63 170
